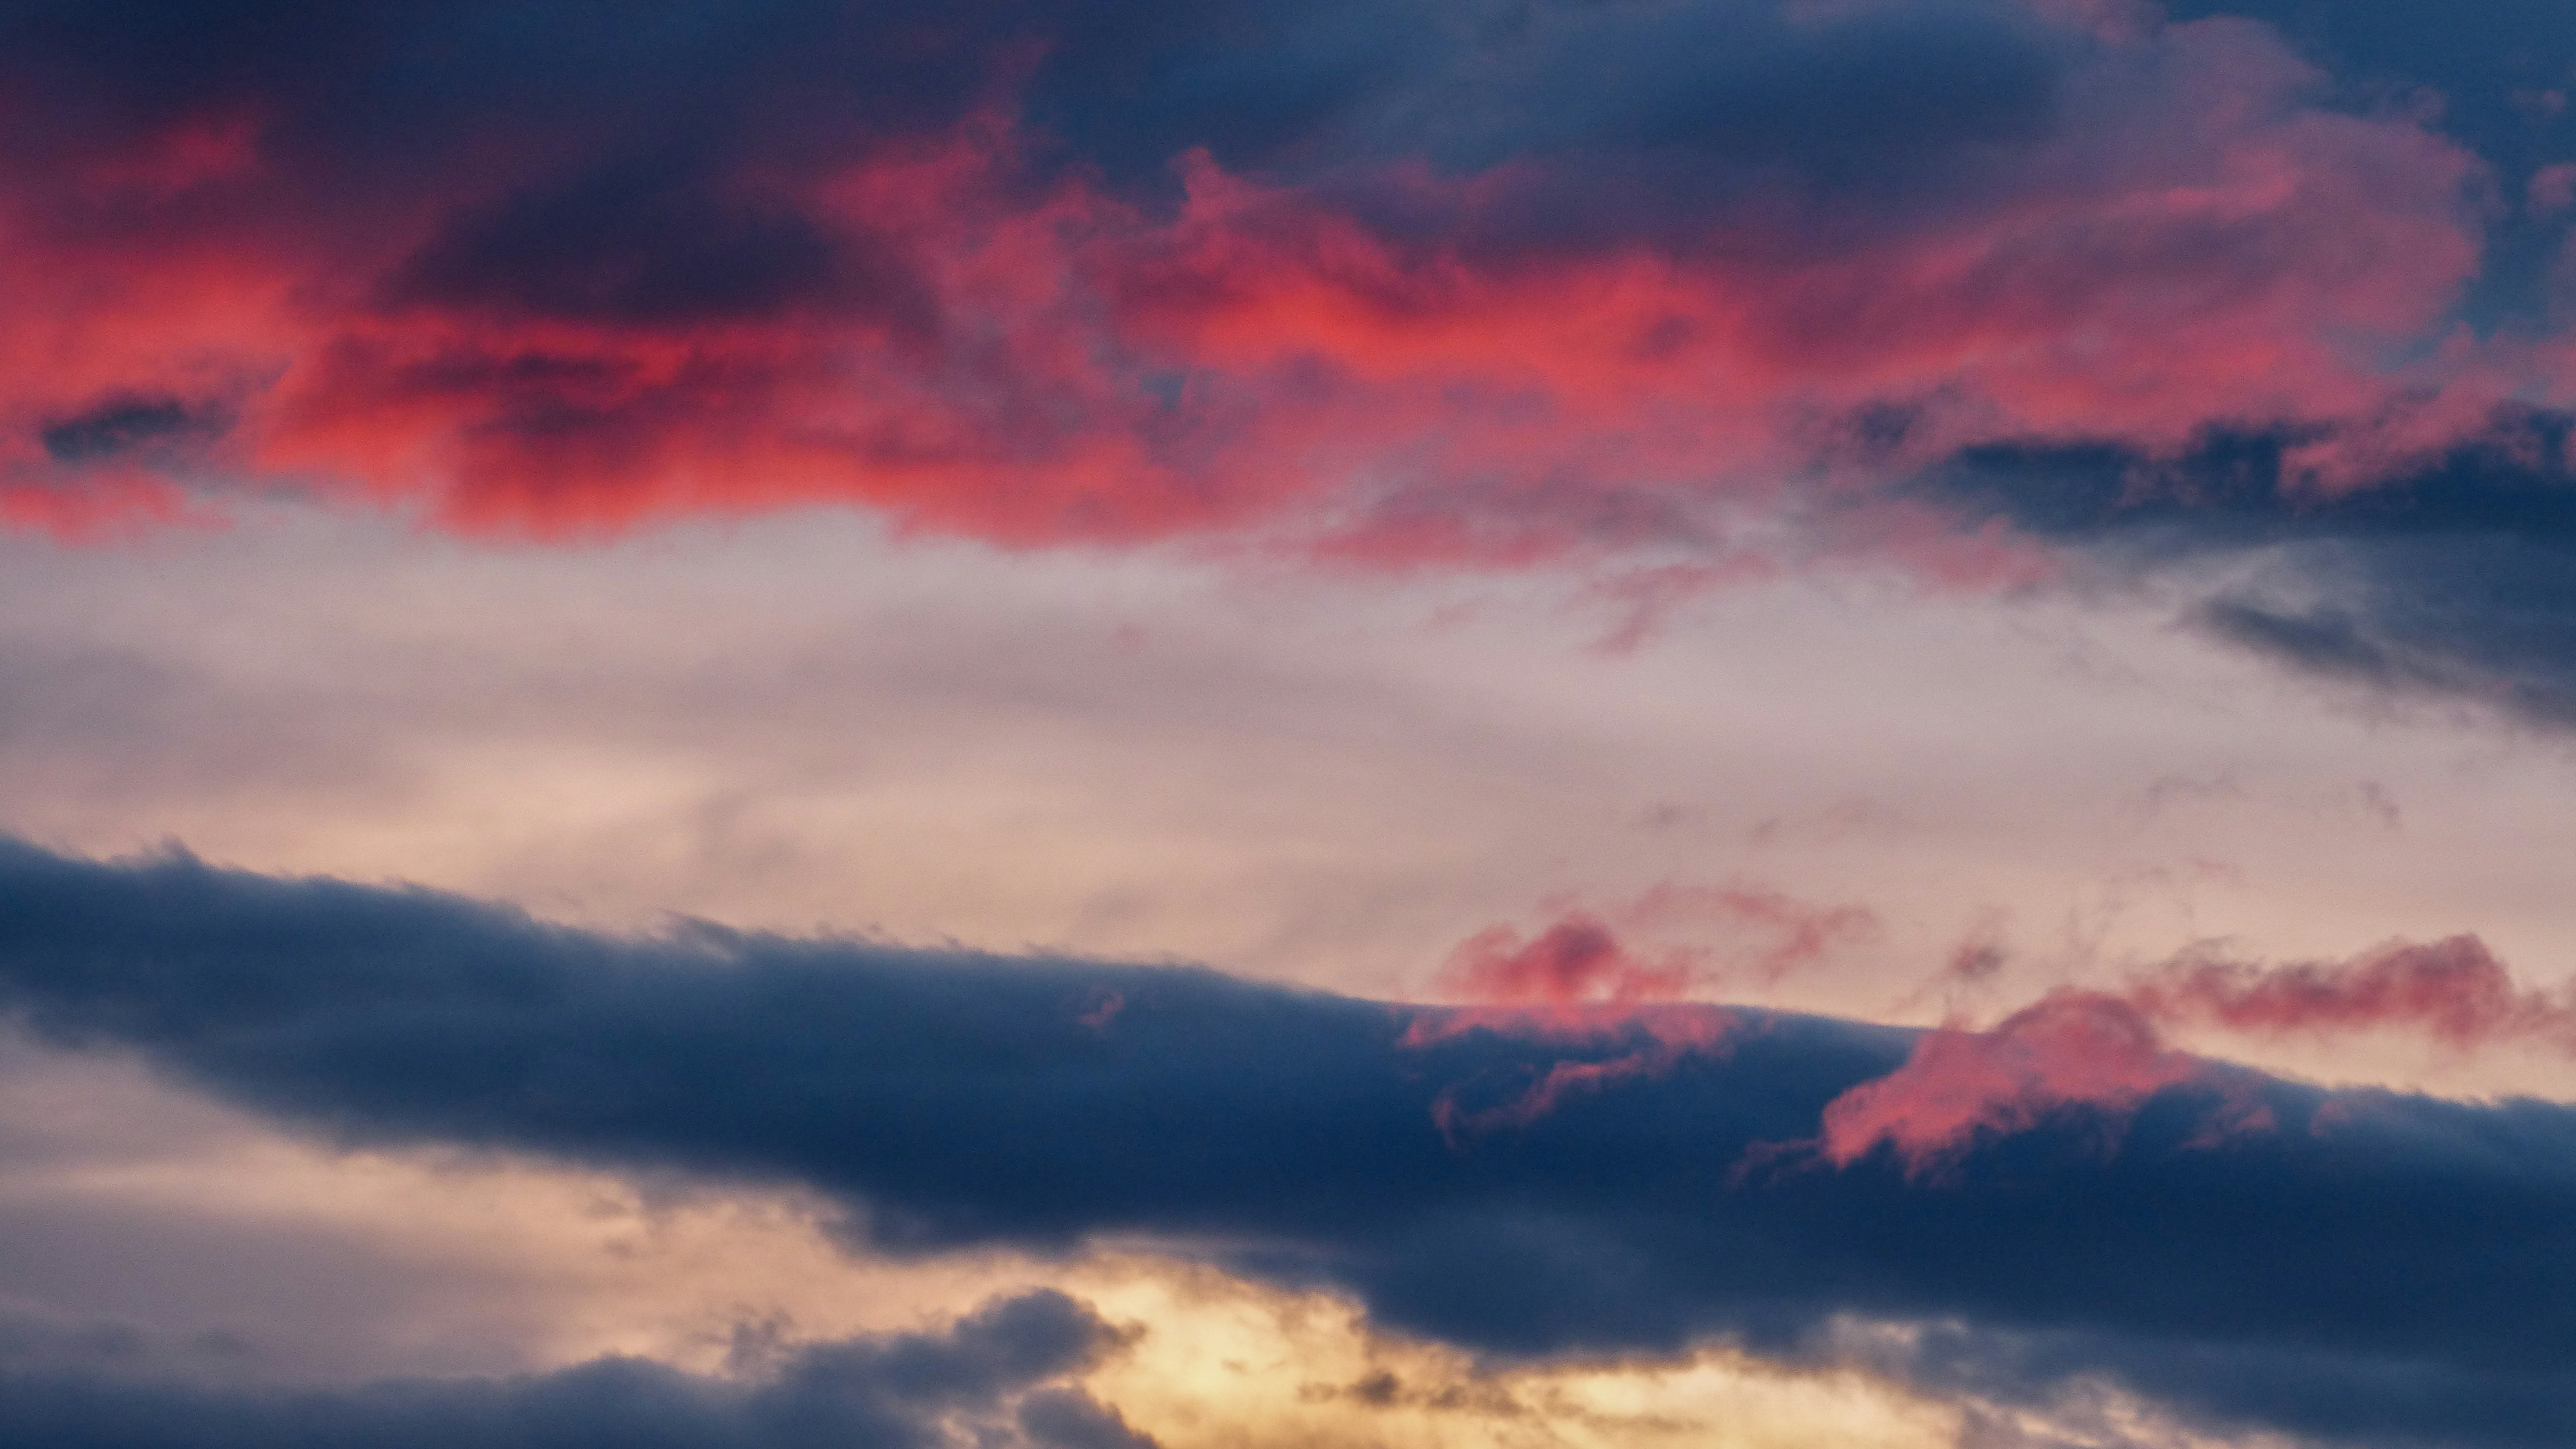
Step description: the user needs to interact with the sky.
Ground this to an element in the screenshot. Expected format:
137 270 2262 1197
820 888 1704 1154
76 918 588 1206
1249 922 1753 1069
3 2 2576 1446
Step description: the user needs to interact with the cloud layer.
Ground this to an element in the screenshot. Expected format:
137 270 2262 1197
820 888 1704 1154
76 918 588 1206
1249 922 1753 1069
0 1 2508 555
16 0 2576 726
0 838 2571 1447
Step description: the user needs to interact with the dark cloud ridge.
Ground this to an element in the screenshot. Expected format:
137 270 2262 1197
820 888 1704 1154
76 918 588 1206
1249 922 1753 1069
0 838 2572 1447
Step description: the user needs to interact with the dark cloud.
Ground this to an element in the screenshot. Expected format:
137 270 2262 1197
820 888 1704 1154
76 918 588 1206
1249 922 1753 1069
1927 416 2576 727
1854 3 2576 718
1025 0 2077 249
0 1303 250 1382
37 395 229 467
0 1 989 174
0 839 2571 1447
1916 1320 2576 1449
382 159 939 334
0 1 2092 244
2195 590 2501 704
1928 415 2576 547
1012 1388 1157 1449
2193 533 2576 727
0 1288 1147 1449
1311 0 2072 255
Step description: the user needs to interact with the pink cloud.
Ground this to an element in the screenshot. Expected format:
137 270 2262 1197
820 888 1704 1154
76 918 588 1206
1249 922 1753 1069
1406 885 1873 1045
1403 910 1736 1144
1401 912 1720 1049
1808 931 2575 1176
1404 887 1870 1141
2132 935 2576 1054
1816 990 2206 1175
1437 914 1693 1010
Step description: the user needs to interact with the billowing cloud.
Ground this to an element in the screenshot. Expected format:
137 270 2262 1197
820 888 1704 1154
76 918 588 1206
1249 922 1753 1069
1 837 2572 1447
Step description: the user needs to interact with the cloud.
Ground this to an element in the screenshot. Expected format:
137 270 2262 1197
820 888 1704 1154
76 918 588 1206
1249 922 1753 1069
2134 934 2576 1054
0 1288 1153 1449
16 1 2576 734
0 838 2573 1446
36 394 230 468
1819 931 2576 1175
1419 885 1877 1025
1400 912 1735 1141
0 0 2508 574
1433 913 1695 1011
1811 991 2212 1174
1399 891 1873 1136
2189 533 2576 727
1928 415 2576 727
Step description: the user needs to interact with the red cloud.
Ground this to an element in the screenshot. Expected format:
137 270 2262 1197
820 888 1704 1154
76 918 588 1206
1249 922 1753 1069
0 12 2506 574
1104 21 2485 546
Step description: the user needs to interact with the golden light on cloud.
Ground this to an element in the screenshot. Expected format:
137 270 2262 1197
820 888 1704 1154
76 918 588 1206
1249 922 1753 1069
1068 1263 1964 1449
0 1038 2124 1447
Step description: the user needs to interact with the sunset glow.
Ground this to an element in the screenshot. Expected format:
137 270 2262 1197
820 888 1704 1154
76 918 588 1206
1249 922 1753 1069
4 4 2576 1446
